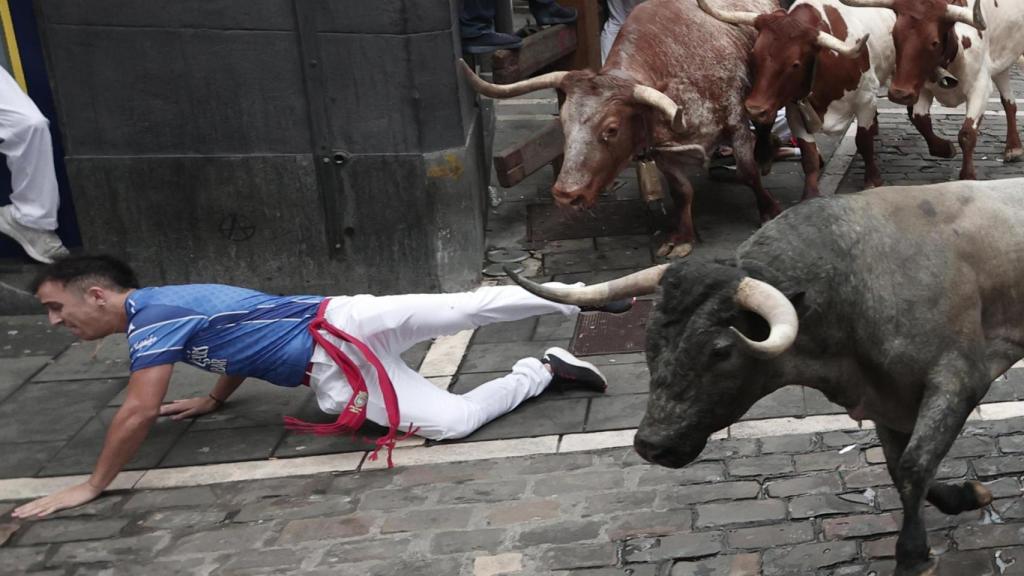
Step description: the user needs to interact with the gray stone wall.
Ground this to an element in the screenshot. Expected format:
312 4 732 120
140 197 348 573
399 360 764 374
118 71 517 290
36 0 488 295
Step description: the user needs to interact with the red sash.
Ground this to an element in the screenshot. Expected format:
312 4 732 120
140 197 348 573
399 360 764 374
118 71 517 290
283 298 414 467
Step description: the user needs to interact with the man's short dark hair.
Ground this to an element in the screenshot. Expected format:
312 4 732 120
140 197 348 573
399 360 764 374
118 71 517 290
30 255 140 293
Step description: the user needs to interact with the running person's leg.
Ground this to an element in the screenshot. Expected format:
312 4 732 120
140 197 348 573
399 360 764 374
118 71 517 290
340 285 580 354
315 350 604 441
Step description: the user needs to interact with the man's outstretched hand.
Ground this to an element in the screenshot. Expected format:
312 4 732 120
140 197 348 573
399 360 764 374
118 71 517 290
11 482 103 519
159 396 219 420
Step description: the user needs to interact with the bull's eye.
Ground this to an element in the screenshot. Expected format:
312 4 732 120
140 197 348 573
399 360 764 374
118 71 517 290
601 126 619 142
931 39 940 50
710 342 732 361
791 61 800 69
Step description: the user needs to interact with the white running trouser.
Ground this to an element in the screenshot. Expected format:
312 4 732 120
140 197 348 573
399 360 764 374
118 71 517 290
600 0 646 63
0 67 59 230
307 285 578 441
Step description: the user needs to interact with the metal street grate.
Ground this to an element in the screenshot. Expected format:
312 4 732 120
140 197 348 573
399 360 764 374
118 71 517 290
569 299 653 356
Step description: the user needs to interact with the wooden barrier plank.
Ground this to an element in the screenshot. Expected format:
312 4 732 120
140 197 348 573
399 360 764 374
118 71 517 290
493 118 564 188
562 0 601 72
492 25 577 84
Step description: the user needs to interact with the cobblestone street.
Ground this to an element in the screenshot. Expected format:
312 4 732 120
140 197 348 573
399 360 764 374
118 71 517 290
3 419 1024 575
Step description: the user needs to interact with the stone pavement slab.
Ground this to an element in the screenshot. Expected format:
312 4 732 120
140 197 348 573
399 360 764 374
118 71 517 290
2 417 1024 575
0 315 75 359
38 407 190 476
0 356 48 403
0 378 125 443
32 336 130 382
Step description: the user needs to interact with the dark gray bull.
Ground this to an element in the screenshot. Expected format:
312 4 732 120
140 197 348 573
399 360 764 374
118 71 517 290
461 0 782 259
508 178 1024 576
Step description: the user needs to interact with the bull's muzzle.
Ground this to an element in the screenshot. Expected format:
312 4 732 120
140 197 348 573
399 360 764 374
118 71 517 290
744 102 775 126
633 432 705 469
887 85 917 106
551 183 595 209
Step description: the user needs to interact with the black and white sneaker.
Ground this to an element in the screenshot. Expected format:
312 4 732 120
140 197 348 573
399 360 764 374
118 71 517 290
542 347 607 392
580 297 635 315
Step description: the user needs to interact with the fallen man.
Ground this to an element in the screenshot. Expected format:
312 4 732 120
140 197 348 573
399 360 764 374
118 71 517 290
13 255 622 518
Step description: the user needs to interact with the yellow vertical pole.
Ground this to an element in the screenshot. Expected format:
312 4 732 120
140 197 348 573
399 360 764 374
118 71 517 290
0 0 26 91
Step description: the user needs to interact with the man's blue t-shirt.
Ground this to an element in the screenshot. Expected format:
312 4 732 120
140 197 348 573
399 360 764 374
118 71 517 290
125 285 324 387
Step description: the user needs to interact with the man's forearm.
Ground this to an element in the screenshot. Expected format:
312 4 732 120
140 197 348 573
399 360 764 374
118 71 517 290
88 403 159 490
210 374 246 403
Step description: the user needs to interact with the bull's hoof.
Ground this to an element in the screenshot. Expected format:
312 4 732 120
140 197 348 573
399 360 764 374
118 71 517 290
929 141 958 159
1003 147 1024 162
864 176 883 189
928 480 992 514
656 241 693 259
895 558 937 576
971 480 993 507
958 168 977 181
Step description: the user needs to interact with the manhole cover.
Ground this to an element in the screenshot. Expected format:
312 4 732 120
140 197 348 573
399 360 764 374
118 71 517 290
527 200 650 242
569 300 653 356
486 248 529 263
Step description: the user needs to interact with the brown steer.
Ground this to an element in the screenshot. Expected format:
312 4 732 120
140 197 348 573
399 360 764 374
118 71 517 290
701 0 890 199
841 0 1024 179
462 0 783 259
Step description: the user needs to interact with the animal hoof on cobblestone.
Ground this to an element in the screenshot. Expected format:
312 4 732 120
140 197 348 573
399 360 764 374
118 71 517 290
657 241 693 259
929 141 958 159
969 480 993 507
1003 147 1024 162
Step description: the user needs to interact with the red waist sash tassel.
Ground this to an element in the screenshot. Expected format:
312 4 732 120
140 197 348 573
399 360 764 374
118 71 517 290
283 299 416 467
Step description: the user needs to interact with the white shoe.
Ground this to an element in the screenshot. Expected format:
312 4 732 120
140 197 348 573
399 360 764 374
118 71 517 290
542 347 608 392
0 205 69 264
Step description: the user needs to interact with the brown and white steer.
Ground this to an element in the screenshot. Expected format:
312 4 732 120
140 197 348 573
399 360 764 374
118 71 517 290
700 0 896 198
461 0 783 259
842 0 1024 180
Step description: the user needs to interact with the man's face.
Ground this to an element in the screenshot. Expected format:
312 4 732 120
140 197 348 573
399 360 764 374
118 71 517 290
36 280 113 341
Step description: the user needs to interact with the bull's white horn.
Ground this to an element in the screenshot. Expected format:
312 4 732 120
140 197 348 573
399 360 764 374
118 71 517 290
505 264 669 307
697 0 760 26
815 31 869 59
837 0 895 9
632 85 685 132
731 277 798 359
458 59 568 98
945 0 986 31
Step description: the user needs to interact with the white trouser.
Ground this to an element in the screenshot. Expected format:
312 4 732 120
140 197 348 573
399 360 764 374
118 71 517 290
0 67 59 230
600 0 646 63
772 108 792 144
307 285 578 441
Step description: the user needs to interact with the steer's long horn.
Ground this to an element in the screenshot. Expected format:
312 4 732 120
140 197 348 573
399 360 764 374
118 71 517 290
458 59 568 98
632 86 685 132
815 31 870 59
505 264 669 307
837 0 895 9
697 0 760 26
731 277 798 358
945 0 986 31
